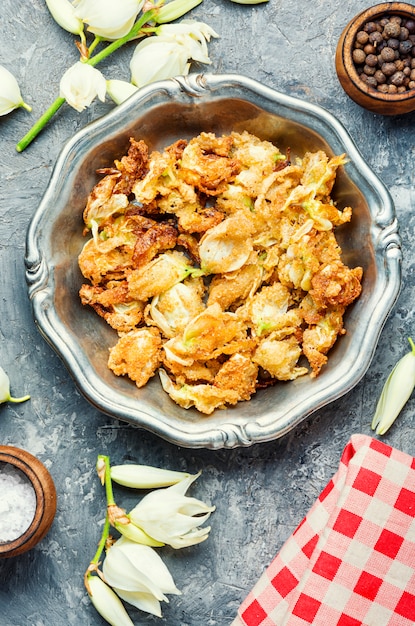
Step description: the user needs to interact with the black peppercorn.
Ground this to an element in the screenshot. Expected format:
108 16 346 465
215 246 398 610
380 46 396 62
384 21 401 38
364 64 376 76
353 48 366 64
365 53 378 67
369 31 383 46
391 70 405 86
399 40 413 55
366 76 378 88
356 30 369 45
374 69 387 84
364 21 378 34
387 38 400 50
382 62 397 76
399 26 409 41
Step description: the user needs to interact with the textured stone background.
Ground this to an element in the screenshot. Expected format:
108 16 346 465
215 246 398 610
1 0 415 624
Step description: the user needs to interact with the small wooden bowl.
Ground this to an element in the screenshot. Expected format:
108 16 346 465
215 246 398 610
0 446 57 558
336 2 415 115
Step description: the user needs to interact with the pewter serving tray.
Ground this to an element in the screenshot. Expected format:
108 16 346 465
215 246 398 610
25 73 402 449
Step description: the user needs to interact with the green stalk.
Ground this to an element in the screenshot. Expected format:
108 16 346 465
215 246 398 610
99 454 116 506
89 513 111 568
8 393 31 403
87 35 103 58
84 456 114 589
16 97 65 153
15 9 156 153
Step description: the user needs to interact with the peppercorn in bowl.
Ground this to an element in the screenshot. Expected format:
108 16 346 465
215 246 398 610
25 73 401 449
336 2 415 115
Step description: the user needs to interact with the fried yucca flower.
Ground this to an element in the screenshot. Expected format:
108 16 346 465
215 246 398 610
78 130 363 413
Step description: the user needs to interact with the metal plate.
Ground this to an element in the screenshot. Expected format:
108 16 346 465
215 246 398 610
25 73 402 449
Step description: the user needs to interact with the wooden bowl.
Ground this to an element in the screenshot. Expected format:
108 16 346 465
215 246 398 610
0 446 57 558
336 2 415 115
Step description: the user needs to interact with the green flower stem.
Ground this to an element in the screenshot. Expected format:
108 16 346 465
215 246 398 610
87 35 102 58
8 393 31 403
85 455 115 583
16 97 65 153
99 454 116 507
15 9 156 153
90 513 111 568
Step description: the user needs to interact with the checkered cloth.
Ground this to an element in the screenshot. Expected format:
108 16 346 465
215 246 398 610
232 434 415 626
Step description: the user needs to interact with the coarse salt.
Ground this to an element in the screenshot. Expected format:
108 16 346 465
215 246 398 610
0 462 37 543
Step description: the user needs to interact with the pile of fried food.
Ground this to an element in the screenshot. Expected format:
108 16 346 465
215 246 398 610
78 131 363 414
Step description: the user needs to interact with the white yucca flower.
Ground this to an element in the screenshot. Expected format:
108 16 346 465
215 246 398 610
128 472 215 548
102 537 181 617
87 575 135 626
74 0 144 40
0 66 31 116
0 366 30 404
372 337 415 435
59 61 106 111
110 463 191 488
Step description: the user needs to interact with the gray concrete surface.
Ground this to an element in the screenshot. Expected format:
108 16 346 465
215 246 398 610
1 0 415 624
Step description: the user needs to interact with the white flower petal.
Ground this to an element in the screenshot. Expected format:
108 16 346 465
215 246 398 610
159 20 219 42
103 544 163 596
45 0 84 35
103 538 180 598
87 576 135 626
113 587 163 617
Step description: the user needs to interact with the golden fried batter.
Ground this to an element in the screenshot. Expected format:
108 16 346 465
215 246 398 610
78 131 363 413
108 328 162 387
179 132 240 196
79 282 145 333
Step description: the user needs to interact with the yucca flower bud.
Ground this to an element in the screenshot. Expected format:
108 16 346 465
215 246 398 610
155 0 203 24
0 366 30 404
110 463 191 488
0 66 31 116
105 79 138 105
87 575 135 626
372 337 415 435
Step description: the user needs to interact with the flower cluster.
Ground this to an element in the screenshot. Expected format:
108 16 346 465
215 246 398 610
85 456 215 624
14 0 218 151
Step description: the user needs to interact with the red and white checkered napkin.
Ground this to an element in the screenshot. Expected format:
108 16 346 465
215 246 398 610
232 434 415 626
